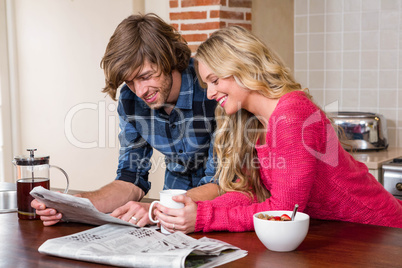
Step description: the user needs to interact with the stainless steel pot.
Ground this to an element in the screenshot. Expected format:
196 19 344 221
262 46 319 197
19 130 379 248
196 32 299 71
329 111 388 151
0 182 17 213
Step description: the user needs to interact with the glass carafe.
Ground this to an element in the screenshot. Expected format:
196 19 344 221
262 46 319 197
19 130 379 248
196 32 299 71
12 149 69 220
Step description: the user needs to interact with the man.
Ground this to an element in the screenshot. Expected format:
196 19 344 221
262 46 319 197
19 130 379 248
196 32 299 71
32 13 218 227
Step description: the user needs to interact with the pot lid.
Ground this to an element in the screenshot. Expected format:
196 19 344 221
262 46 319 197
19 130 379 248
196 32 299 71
328 111 380 118
13 149 49 166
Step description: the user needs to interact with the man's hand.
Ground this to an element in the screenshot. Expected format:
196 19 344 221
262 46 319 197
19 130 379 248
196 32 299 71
31 199 62 226
110 201 154 227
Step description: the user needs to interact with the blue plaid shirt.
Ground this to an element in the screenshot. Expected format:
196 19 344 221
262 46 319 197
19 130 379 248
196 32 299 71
116 59 217 194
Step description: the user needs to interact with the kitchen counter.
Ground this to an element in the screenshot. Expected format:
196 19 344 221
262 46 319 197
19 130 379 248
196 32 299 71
351 147 402 182
352 147 402 169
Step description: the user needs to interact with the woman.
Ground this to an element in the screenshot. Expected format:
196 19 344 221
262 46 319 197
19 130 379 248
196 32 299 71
152 26 402 233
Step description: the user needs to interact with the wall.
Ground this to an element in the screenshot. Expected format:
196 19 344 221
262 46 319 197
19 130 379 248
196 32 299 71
0 0 13 182
252 0 294 71
169 0 252 53
294 0 402 148
12 0 135 190
145 0 169 21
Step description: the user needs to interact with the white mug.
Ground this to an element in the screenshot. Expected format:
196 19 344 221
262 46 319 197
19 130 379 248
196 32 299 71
148 189 187 234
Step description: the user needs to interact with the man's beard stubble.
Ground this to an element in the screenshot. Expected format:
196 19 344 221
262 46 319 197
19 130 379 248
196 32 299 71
147 72 174 111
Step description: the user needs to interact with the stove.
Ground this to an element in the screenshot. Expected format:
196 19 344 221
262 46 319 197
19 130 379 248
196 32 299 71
382 158 402 200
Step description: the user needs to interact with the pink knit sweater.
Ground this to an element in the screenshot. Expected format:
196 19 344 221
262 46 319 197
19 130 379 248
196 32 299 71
195 91 402 232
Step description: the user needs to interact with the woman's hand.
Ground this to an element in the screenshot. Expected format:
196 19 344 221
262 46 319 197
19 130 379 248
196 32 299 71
153 195 197 234
110 201 154 227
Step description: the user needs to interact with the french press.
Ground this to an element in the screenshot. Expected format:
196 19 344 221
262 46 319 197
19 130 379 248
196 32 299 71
13 149 69 220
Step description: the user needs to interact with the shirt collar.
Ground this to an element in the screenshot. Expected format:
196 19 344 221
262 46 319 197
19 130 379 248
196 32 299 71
174 59 195 110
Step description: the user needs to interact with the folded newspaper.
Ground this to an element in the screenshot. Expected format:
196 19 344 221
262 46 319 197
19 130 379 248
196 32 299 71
31 186 247 267
39 223 247 267
30 186 138 227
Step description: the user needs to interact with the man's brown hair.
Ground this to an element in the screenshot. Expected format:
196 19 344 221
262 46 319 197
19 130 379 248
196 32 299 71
100 13 191 100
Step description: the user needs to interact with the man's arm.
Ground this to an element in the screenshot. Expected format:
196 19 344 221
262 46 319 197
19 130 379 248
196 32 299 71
188 129 219 202
31 180 145 226
186 183 219 202
76 180 144 213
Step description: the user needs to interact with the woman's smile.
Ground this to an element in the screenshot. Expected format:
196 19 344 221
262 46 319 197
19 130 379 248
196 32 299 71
217 95 228 107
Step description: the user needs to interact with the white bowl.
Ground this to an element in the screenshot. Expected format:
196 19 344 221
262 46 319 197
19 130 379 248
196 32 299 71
253 210 310 252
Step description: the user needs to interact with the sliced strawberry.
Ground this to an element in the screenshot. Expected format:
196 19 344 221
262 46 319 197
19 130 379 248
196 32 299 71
273 216 282 221
281 214 291 221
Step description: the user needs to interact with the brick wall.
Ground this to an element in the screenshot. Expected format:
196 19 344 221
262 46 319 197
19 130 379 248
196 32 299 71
169 0 252 52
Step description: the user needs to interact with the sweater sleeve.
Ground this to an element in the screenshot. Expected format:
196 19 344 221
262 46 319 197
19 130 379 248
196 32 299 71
195 94 330 232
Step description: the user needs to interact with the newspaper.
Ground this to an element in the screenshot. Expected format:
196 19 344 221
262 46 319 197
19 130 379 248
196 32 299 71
32 186 248 267
38 223 247 267
30 186 138 227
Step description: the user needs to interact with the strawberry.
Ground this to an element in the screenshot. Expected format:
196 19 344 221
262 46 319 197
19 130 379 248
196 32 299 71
281 214 291 221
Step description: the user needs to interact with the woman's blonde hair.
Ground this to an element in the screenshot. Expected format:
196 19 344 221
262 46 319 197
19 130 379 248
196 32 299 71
195 26 307 202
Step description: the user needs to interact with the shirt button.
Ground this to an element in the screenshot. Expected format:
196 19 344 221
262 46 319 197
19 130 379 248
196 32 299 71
179 149 183 153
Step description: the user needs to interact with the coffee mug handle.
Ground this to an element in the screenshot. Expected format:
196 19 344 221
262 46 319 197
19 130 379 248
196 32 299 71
148 201 160 223
49 165 69 194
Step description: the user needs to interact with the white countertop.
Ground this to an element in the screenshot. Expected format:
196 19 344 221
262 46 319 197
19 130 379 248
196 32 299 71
352 147 402 169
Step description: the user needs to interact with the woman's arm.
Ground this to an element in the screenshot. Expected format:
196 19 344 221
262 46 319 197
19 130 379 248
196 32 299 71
195 98 327 232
